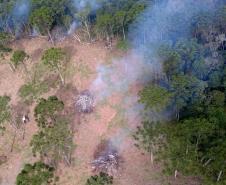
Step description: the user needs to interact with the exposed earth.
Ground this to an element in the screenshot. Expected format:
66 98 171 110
0 37 195 185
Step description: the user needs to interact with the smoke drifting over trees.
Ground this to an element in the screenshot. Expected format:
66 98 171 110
0 0 146 41
88 0 226 184
90 0 220 111
73 0 101 11
1 0 226 184
0 0 30 35
132 1 226 184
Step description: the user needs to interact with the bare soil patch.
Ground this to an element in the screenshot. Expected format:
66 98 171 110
0 37 174 185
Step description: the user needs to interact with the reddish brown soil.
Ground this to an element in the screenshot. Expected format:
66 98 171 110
0 37 191 185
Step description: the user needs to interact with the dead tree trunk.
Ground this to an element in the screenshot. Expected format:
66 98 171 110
73 34 82 43
56 67 64 85
10 130 17 152
22 125 26 140
47 30 54 45
122 25 126 40
217 170 223 182
9 62 16 72
174 170 178 179
203 158 212 166
22 61 32 81
84 20 91 42
150 151 154 165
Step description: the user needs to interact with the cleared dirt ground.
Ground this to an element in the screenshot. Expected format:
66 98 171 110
0 37 192 185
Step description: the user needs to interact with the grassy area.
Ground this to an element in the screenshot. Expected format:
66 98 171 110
19 81 49 104
75 62 93 79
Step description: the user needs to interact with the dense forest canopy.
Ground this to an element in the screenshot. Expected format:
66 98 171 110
0 0 147 41
1 0 226 185
135 1 226 184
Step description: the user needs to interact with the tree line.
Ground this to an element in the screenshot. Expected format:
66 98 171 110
136 2 226 184
0 0 148 43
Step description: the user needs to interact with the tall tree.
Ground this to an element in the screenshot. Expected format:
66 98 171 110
139 85 172 112
10 50 30 76
16 162 54 185
171 75 207 120
31 0 74 27
34 96 64 128
0 96 11 132
75 5 92 41
0 32 12 59
42 48 67 85
30 118 74 167
29 7 54 43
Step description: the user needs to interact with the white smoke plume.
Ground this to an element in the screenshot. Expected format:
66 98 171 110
73 0 101 11
90 53 156 102
11 0 31 36
90 0 219 150
67 21 80 35
68 0 102 34
91 0 218 107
